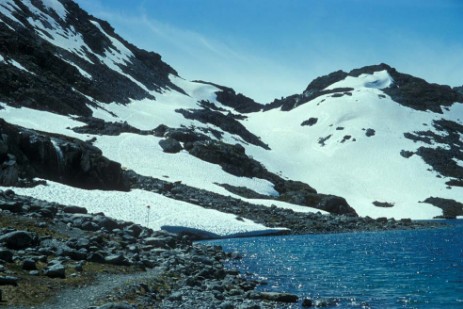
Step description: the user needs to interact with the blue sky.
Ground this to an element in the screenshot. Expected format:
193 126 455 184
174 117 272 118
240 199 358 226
75 0 463 102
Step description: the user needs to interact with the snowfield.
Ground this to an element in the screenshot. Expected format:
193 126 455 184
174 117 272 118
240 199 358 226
7 181 286 238
243 72 462 219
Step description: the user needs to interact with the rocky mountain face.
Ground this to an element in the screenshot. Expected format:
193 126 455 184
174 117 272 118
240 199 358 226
0 0 179 117
0 0 462 223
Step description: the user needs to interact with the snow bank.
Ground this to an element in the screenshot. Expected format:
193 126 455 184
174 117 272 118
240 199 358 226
8 181 286 238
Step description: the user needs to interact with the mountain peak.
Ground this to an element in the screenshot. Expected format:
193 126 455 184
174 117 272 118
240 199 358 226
265 63 462 113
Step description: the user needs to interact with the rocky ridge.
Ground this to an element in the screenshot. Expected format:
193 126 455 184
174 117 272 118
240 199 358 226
0 0 180 117
264 63 463 113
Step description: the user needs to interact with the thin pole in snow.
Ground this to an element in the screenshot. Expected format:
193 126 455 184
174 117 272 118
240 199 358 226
146 205 151 226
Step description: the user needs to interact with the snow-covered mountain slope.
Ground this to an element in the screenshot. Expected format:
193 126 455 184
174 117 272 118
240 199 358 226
244 69 463 219
1 0 462 238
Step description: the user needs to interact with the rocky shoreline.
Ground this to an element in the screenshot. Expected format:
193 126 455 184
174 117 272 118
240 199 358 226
0 189 292 308
0 188 445 308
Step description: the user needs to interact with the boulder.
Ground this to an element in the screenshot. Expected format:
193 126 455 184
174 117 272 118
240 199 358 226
44 261 66 278
93 216 120 231
0 248 13 262
0 201 23 213
159 138 183 153
0 231 38 249
317 195 358 216
63 206 88 214
22 259 37 270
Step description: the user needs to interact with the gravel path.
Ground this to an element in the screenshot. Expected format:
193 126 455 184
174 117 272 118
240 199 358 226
12 269 160 309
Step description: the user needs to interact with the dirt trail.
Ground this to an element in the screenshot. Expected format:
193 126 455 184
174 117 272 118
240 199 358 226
11 269 160 309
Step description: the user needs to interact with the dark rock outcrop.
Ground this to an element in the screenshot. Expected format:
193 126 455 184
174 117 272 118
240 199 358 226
404 118 463 186
423 197 463 219
176 108 269 149
0 119 128 190
301 118 318 126
351 64 463 113
72 117 153 136
159 138 183 153
193 81 264 113
365 128 375 137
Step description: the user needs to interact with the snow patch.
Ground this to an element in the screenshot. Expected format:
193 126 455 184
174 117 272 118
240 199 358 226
7 181 285 237
41 0 67 20
60 58 92 79
93 133 278 197
89 20 134 66
7 58 35 75
326 70 393 90
0 103 87 138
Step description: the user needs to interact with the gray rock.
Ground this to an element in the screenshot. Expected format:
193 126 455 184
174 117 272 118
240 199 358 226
0 230 37 249
44 261 66 279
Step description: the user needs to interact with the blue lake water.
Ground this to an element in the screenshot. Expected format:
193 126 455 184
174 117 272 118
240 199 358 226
206 221 463 308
